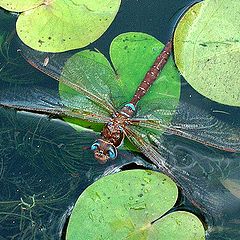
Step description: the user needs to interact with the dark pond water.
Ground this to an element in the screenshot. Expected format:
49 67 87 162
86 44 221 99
0 0 240 239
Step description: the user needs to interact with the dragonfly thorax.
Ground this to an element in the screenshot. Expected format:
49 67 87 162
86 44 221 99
91 103 136 163
119 103 136 118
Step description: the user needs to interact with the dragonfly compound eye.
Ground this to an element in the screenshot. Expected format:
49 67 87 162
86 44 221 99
91 142 100 151
107 146 117 159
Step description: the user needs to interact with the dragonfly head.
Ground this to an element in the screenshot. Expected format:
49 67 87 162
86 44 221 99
91 139 117 163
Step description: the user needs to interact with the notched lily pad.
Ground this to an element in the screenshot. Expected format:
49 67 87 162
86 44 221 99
110 32 180 113
67 170 205 240
59 32 180 128
174 0 240 106
1 0 121 52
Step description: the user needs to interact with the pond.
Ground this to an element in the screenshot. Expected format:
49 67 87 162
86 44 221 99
0 0 239 239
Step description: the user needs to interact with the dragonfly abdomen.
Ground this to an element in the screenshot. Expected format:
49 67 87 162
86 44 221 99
130 40 172 106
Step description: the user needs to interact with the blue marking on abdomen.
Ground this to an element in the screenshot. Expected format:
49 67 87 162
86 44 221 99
125 103 136 111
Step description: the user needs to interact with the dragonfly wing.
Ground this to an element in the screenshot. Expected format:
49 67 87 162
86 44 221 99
132 101 240 152
0 85 111 123
19 43 117 114
124 125 228 215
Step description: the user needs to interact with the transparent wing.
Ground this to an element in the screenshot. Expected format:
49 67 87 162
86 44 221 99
0 84 111 124
18 43 117 115
124 124 234 215
132 101 240 152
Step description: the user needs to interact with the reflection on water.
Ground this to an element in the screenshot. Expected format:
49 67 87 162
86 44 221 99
0 0 240 239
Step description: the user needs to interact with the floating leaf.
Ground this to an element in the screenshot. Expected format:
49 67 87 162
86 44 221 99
110 33 180 114
67 170 205 239
59 32 180 130
0 0 43 11
0 0 121 52
174 0 240 106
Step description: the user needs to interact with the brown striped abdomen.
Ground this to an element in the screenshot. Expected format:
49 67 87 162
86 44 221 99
130 40 173 106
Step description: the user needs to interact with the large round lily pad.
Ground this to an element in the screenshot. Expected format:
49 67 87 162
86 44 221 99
174 0 240 106
67 170 205 239
59 32 180 130
0 0 43 11
0 0 121 52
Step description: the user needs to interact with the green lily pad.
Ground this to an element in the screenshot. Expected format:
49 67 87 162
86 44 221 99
67 170 205 240
174 0 240 106
110 33 180 113
0 0 43 12
59 32 180 132
0 0 121 52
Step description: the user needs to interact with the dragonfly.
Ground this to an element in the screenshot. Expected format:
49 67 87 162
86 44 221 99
1 38 240 214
